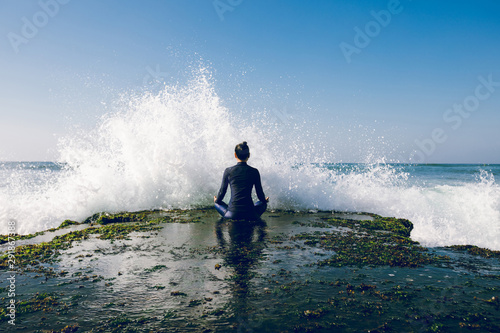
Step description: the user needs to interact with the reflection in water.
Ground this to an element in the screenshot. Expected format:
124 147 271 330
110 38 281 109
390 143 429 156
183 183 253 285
215 218 267 324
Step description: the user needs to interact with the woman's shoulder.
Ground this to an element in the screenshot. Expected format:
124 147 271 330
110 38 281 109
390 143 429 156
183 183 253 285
225 164 241 173
247 164 260 174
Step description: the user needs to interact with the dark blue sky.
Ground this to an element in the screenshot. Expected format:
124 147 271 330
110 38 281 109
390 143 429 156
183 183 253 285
1 0 500 162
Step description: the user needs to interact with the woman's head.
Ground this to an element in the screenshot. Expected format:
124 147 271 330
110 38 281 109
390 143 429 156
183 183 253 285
235 141 250 161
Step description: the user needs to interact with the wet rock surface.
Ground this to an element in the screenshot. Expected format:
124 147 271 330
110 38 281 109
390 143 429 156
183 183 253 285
1 210 498 332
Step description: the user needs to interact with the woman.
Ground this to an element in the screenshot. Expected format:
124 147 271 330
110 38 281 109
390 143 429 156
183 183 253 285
214 141 269 220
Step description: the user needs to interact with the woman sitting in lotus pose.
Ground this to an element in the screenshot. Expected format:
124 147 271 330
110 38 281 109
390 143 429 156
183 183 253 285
214 141 269 220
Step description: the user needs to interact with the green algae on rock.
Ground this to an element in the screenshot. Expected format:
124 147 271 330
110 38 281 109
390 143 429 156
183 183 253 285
82 211 151 225
321 214 413 237
0 220 163 273
81 209 208 225
0 210 213 277
291 214 445 268
446 245 500 259
0 220 80 245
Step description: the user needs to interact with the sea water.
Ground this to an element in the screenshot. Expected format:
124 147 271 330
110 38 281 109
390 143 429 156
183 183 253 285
1 70 499 250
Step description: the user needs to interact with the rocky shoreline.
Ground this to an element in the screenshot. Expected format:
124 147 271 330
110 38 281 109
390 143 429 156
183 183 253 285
1 210 499 332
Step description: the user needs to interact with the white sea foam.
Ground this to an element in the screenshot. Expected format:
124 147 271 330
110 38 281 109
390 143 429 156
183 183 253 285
1 69 499 250
329 166 500 250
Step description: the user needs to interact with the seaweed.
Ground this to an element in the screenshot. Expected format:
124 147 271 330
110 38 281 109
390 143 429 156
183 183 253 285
0 217 163 274
292 215 436 268
446 245 500 259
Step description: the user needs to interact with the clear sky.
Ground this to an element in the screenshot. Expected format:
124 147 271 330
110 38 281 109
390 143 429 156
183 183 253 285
1 0 500 163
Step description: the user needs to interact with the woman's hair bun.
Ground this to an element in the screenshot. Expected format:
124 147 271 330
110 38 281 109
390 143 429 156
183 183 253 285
235 141 250 160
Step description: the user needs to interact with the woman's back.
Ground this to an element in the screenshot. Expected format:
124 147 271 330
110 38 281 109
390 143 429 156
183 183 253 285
218 162 266 212
214 141 268 220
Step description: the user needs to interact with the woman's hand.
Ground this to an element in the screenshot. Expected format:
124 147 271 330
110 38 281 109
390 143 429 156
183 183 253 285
265 197 269 202
214 196 217 203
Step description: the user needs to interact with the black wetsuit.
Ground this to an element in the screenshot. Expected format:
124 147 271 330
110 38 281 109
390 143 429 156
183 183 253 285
215 162 267 219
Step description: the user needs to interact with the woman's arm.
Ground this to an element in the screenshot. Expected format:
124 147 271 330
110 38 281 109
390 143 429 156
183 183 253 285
215 168 229 203
254 169 267 203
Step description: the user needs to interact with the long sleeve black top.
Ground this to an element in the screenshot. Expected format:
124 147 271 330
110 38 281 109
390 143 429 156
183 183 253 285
216 162 266 213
